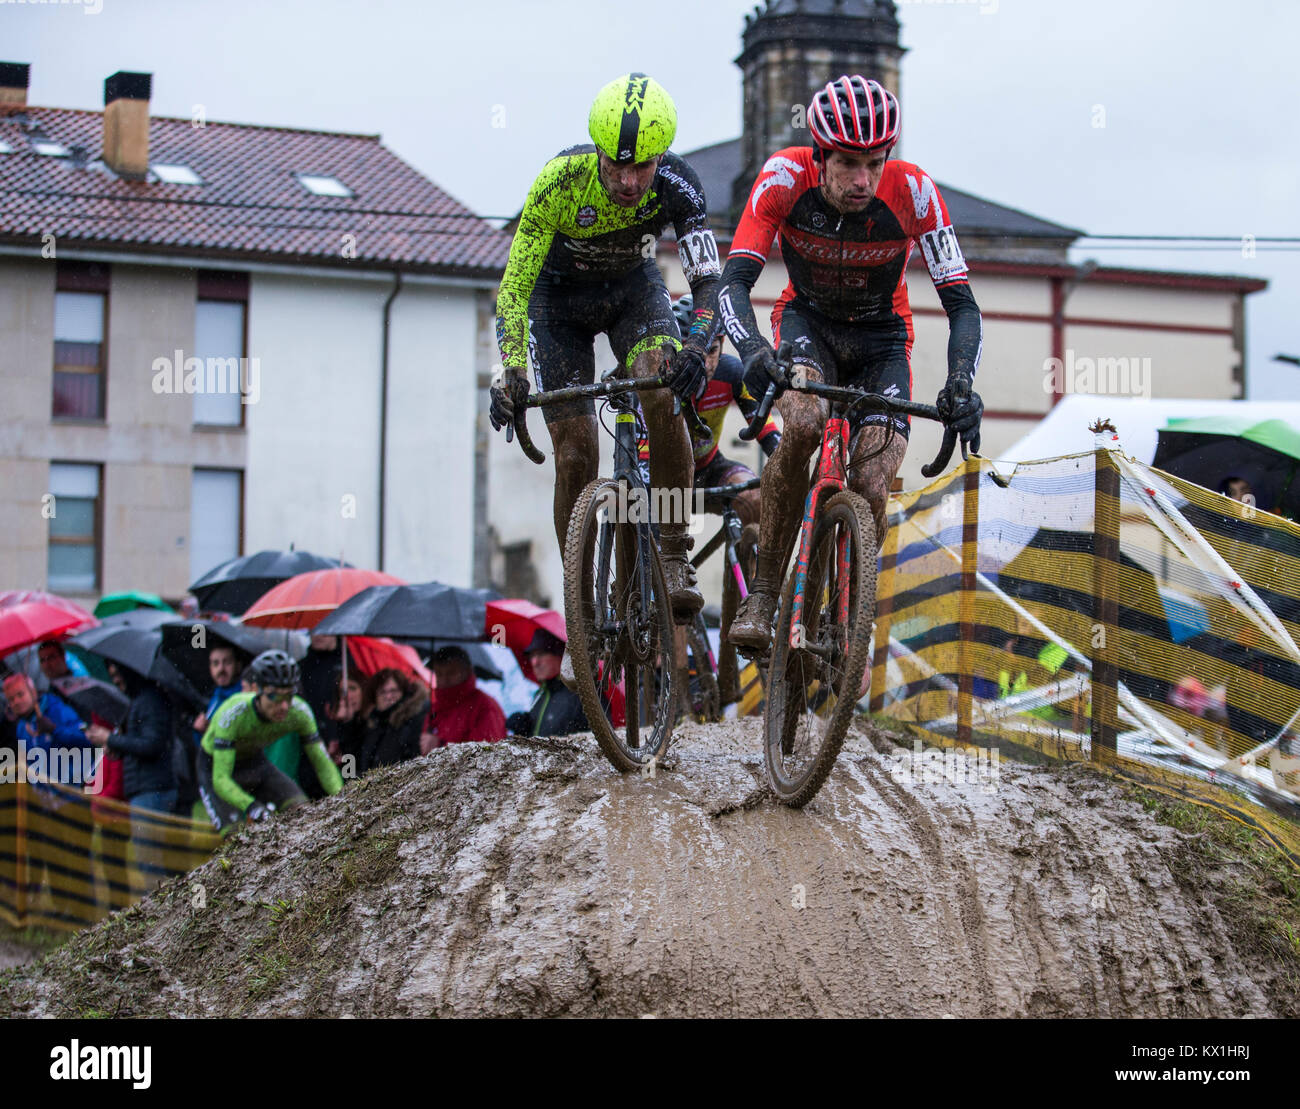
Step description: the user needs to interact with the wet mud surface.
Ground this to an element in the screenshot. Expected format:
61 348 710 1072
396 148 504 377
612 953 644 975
0 721 1287 1017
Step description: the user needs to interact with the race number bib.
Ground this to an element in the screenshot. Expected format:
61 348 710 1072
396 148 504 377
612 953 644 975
677 228 721 283
919 224 967 283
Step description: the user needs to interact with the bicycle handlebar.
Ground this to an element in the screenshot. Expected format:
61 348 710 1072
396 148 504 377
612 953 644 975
738 374 973 479
510 376 672 466
693 475 762 499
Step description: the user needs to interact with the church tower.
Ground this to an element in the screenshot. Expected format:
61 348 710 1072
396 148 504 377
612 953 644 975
731 0 906 219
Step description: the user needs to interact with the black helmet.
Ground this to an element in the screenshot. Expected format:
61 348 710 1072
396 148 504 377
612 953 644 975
248 649 299 689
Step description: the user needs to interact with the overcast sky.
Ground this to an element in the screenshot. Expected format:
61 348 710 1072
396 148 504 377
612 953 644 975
8 0 1298 398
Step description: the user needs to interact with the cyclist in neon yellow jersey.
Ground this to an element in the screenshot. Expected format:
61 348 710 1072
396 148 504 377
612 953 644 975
198 650 342 832
490 73 724 622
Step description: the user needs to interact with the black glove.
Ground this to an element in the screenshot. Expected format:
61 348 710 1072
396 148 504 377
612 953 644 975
245 801 274 822
760 429 782 458
34 713 55 735
489 368 529 433
506 711 532 736
665 344 708 404
743 344 788 400
936 374 983 454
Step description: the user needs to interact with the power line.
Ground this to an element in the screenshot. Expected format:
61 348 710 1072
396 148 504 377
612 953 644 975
1077 235 1300 243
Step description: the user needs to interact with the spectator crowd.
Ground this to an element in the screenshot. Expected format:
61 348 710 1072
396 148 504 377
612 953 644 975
1 622 591 840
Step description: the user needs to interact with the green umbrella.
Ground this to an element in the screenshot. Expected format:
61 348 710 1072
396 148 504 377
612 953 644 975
93 591 174 618
1154 416 1300 518
1161 416 1300 459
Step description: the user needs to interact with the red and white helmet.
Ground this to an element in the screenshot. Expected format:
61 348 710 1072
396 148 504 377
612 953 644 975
808 75 900 155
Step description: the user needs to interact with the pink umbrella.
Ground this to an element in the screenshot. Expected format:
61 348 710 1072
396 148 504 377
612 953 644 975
0 599 98 657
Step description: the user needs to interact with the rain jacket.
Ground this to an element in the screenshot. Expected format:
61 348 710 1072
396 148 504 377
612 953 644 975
426 674 506 746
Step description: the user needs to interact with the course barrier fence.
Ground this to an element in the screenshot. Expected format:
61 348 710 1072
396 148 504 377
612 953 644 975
0 778 220 932
869 438 1300 864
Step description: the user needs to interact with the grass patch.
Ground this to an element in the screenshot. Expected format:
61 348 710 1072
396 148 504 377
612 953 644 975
0 920 70 956
1125 784 1300 1014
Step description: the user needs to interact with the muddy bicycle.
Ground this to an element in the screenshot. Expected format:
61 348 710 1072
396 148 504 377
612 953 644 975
511 373 686 771
739 373 962 806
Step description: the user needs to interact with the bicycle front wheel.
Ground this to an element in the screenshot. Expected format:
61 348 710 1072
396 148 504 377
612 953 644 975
764 490 877 807
563 478 676 772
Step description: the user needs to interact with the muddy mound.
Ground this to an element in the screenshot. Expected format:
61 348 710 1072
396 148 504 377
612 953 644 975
0 722 1287 1017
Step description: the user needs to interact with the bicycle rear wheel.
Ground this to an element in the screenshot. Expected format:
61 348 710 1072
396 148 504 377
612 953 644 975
564 478 676 771
764 490 877 807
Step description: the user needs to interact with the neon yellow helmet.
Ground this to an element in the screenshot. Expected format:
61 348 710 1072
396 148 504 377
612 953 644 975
588 73 677 163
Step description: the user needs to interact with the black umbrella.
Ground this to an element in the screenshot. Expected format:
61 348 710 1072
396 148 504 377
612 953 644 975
69 621 169 678
158 619 306 701
314 582 500 642
189 549 351 615
50 675 130 727
68 619 206 711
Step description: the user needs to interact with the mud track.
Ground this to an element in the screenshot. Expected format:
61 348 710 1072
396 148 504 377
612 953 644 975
0 721 1286 1017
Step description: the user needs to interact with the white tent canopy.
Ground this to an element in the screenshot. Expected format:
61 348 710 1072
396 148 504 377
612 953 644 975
999 396 1300 466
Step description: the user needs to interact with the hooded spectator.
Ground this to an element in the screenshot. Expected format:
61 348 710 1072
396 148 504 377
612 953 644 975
91 662 178 814
507 630 590 738
359 668 431 773
420 646 507 752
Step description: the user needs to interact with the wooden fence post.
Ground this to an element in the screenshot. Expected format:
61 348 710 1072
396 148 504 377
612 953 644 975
1092 446 1121 755
957 459 980 746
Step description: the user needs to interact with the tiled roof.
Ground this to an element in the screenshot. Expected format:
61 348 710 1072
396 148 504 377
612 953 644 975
682 137 1082 240
0 107 510 276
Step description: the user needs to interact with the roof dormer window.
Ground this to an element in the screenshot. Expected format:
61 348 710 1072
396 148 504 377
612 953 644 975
152 163 202 185
296 173 352 198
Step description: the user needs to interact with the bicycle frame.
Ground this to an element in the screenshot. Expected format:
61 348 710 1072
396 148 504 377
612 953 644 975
788 414 854 650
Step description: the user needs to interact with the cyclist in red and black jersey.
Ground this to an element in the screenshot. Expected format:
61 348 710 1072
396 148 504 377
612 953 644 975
720 75 984 651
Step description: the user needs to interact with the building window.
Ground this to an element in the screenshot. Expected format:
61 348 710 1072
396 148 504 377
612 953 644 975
53 290 106 420
48 462 101 593
190 469 243 583
194 300 247 426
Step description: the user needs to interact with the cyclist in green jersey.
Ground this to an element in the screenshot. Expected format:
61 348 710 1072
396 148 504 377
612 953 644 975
198 650 343 832
489 73 724 621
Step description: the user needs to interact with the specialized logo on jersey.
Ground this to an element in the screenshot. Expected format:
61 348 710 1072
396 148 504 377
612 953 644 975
752 155 804 214
782 225 907 266
576 205 598 227
677 228 721 283
918 224 967 284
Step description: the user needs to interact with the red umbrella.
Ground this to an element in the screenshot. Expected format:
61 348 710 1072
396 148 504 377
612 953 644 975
483 598 624 724
484 599 566 681
242 567 405 630
347 636 433 690
0 599 98 657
